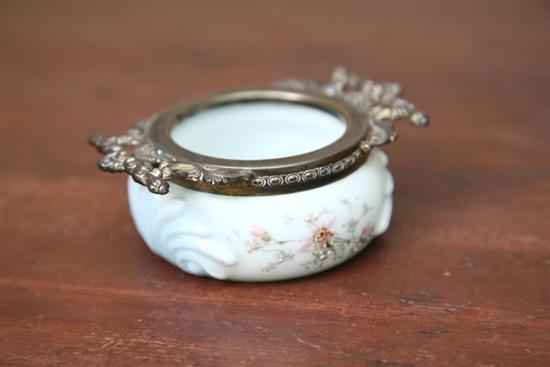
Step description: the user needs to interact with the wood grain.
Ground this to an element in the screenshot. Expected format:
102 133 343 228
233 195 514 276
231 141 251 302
1 2 549 366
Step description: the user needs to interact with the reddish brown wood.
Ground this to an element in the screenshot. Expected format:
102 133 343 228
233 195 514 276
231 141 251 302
1 2 549 366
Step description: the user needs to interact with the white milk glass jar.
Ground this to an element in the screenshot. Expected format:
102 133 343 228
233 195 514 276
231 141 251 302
89 68 429 281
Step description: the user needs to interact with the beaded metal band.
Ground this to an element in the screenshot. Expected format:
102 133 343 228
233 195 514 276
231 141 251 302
89 67 429 196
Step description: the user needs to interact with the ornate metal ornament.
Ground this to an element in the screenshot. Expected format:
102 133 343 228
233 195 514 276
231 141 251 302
89 67 428 196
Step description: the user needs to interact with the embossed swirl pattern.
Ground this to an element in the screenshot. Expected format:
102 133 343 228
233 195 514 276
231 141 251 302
250 150 361 188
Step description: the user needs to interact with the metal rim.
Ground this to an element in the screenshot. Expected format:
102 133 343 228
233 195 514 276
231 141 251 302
147 88 368 195
89 68 429 196
152 89 364 170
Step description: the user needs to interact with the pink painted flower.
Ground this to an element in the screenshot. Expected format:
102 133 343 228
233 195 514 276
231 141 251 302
299 217 336 252
251 225 265 238
251 225 272 243
360 224 371 239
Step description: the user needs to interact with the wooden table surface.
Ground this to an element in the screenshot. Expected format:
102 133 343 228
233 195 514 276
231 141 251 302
1 2 549 366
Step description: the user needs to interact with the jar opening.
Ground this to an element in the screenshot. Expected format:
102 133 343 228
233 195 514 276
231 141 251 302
170 101 346 160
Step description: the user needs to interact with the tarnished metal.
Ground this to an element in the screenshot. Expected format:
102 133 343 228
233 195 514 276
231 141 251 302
89 67 429 195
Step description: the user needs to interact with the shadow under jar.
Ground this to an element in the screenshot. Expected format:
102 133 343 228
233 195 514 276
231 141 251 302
89 68 429 281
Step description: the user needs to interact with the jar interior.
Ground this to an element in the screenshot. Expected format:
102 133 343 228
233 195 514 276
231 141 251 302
170 101 346 160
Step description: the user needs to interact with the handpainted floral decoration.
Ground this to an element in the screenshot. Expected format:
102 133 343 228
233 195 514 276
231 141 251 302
246 201 375 272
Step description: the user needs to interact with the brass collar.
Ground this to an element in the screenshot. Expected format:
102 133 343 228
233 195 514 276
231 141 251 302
90 67 428 196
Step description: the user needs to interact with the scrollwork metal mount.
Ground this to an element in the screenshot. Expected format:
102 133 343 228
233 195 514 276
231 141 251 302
89 118 200 194
89 67 429 195
276 66 429 152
